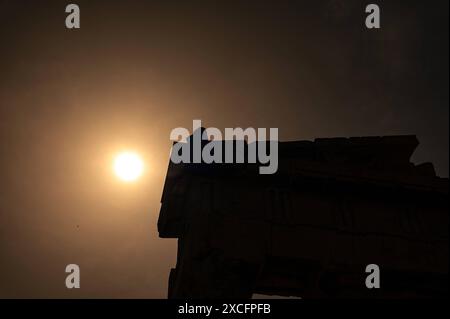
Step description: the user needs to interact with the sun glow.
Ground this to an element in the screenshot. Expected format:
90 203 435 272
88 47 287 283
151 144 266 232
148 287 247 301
113 152 144 182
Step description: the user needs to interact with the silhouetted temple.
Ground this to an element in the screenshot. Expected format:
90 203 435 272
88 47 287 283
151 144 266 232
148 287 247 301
158 135 448 298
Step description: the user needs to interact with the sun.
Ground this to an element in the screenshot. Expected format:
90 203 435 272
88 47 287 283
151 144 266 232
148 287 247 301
113 151 144 182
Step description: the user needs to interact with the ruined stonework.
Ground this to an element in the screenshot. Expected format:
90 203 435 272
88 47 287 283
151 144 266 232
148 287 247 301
158 135 448 298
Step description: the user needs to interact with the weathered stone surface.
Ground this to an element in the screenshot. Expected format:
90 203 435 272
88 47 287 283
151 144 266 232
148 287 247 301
158 135 448 298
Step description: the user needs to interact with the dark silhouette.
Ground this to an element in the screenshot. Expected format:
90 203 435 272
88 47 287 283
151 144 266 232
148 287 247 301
158 135 448 298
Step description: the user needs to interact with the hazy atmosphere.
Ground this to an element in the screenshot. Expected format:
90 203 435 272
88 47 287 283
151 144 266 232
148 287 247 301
0 0 448 298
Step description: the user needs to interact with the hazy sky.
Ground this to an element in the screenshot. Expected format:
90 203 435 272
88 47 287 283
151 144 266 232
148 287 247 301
0 0 448 298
